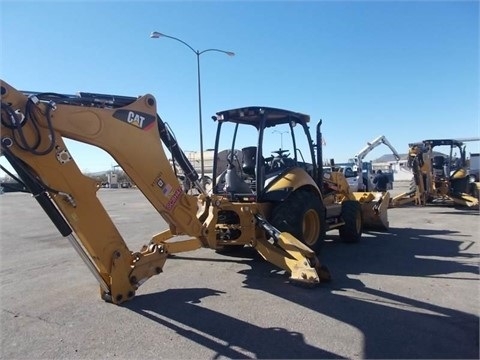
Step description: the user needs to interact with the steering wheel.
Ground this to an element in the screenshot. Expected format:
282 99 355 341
271 149 290 157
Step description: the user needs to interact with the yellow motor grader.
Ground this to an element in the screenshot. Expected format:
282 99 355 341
0 80 389 304
390 139 479 208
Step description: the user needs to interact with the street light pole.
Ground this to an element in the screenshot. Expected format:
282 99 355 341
196 53 204 182
150 31 235 181
273 130 289 149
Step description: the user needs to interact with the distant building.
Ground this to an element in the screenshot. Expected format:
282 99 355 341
181 149 236 178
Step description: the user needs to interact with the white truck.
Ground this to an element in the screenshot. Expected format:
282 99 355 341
349 135 400 191
334 164 363 190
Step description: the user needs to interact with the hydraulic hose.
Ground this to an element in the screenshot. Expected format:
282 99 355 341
1 144 72 237
156 115 206 194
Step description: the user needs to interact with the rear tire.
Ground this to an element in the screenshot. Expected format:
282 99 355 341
339 200 362 243
270 189 326 254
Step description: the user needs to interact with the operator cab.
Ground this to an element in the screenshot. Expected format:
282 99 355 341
210 106 320 202
415 139 470 193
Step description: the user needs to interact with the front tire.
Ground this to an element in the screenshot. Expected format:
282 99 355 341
270 189 326 254
339 200 362 243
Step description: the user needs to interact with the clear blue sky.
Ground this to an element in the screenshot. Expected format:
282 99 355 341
1 0 479 175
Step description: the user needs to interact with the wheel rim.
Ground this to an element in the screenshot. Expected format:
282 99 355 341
302 209 320 246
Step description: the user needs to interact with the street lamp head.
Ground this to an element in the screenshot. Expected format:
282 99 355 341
150 31 164 39
226 51 235 57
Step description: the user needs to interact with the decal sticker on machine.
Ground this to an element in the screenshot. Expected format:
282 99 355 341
113 109 156 130
165 187 183 211
162 183 173 196
156 177 174 196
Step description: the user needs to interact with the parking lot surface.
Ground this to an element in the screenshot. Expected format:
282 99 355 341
1 184 479 359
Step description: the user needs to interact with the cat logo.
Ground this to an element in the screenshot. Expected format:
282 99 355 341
126 111 145 128
112 109 156 130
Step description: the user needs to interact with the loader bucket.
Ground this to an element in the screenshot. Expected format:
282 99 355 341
451 192 479 208
352 191 390 231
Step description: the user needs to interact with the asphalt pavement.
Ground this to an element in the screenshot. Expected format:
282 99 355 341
1 182 479 359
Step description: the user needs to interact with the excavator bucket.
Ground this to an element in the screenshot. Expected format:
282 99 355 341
352 191 390 231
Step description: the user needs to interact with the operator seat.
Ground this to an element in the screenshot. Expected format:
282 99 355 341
432 155 445 179
242 146 257 178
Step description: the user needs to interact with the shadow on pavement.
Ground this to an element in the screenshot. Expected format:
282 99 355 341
125 287 340 359
126 226 479 359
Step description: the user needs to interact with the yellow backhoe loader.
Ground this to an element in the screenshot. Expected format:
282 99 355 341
0 80 388 304
390 139 479 208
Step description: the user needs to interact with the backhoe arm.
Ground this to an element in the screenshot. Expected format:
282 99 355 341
0 80 205 303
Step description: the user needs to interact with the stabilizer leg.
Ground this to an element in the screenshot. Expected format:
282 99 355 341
390 189 418 207
253 214 331 285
